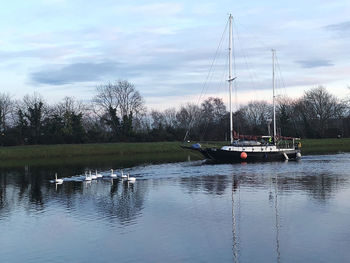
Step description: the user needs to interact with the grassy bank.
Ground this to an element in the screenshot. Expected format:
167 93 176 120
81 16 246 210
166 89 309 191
0 142 202 168
300 138 350 155
0 142 188 160
0 139 349 164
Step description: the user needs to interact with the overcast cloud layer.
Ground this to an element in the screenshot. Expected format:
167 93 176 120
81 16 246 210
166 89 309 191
0 0 349 109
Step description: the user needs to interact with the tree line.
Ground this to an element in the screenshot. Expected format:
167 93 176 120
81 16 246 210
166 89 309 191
0 80 349 146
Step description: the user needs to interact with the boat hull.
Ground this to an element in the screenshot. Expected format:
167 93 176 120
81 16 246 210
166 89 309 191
201 148 300 163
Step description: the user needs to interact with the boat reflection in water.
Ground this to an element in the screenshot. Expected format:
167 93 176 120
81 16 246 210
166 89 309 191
230 173 282 263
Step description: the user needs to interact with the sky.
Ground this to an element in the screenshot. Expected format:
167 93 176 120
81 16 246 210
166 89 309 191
0 0 349 110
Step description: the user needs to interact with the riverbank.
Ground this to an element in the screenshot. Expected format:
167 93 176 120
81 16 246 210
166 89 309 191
299 138 350 155
0 142 201 168
0 142 188 160
0 139 349 165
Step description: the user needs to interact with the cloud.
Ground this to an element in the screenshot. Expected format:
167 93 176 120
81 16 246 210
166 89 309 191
324 21 350 32
28 42 218 86
295 59 334 68
31 62 121 85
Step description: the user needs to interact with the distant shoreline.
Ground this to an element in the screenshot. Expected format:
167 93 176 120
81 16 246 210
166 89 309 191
299 138 350 155
0 142 187 160
0 139 349 165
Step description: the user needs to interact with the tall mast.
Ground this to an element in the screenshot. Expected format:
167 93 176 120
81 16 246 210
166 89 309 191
229 14 233 144
272 49 276 144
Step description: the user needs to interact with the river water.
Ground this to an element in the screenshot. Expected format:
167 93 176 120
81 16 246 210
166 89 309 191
0 154 349 262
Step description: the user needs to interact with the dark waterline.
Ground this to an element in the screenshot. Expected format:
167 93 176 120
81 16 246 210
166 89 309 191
0 154 350 262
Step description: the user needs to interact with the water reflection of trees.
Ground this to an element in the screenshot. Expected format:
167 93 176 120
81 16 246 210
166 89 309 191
284 172 345 202
0 167 48 213
180 175 228 195
0 167 148 224
178 171 348 202
94 179 148 224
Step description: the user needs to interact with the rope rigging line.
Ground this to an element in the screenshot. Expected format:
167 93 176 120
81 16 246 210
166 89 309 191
234 20 289 107
275 53 288 98
201 45 229 140
183 19 229 142
199 19 242 141
232 21 262 102
234 19 272 51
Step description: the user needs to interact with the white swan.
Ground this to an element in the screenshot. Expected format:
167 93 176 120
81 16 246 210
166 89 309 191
90 170 97 180
121 170 127 179
54 173 64 184
110 169 117 178
127 173 136 182
85 172 92 181
95 170 103 178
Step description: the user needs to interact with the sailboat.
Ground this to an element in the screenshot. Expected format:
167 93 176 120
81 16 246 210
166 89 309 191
183 14 301 163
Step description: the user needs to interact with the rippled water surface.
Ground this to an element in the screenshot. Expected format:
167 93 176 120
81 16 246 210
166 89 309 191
1 154 350 262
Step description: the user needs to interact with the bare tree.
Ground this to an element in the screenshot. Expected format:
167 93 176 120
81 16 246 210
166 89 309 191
238 101 272 134
176 103 201 130
276 95 297 136
55 96 86 116
150 110 165 129
163 108 178 128
198 97 227 140
296 86 346 137
94 80 145 118
116 80 145 117
344 85 350 117
0 93 13 132
94 82 117 116
21 92 48 115
94 80 146 137
200 97 226 124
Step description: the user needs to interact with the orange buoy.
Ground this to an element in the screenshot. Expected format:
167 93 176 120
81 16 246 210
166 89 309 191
240 152 247 159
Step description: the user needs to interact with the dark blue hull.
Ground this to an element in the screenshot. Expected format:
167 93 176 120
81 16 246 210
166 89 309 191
181 145 300 163
201 148 300 163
